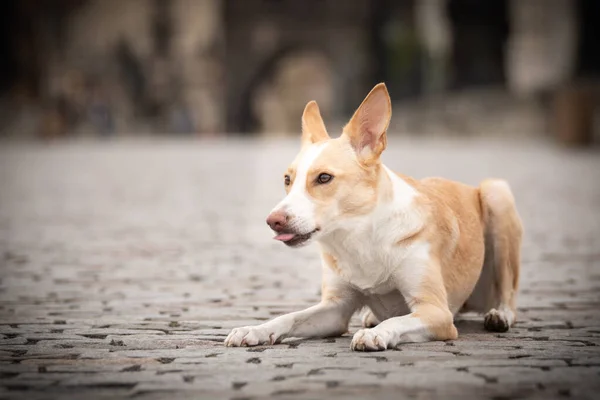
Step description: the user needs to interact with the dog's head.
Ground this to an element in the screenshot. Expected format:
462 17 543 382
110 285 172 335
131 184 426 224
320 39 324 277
266 83 392 247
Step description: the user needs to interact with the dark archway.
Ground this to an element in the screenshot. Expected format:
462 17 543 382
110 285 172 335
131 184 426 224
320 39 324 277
447 0 510 89
237 44 333 134
223 0 374 134
576 0 600 79
238 45 304 134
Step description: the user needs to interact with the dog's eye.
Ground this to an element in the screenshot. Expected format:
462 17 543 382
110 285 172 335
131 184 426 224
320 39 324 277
284 175 291 186
316 173 333 184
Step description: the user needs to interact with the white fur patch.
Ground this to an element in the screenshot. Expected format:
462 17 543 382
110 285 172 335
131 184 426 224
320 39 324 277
271 142 328 234
382 165 417 209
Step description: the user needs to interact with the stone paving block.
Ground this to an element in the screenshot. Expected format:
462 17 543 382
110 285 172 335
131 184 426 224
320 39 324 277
103 335 217 350
57 371 181 387
240 378 343 398
467 365 600 388
64 328 168 337
570 356 600 366
384 368 486 388
0 338 29 346
412 358 569 369
0 377 59 389
20 357 162 370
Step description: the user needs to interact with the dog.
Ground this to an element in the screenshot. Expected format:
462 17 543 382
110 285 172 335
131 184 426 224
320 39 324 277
224 83 523 351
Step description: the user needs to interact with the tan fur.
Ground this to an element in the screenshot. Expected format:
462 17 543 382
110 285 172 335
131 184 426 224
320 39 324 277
306 139 382 218
322 252 342 277
301 101 330 146
286 134 383 221
408 178 488 314
343 83 391 165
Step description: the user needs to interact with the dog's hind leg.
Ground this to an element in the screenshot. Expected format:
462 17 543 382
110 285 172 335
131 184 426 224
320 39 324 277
466 179 523 332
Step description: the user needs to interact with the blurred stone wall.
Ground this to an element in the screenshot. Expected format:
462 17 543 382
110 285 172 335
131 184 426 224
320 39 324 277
505 0 578 97
58 0 224 136
0 0 595 142
3 0 224 139
2 0 372 139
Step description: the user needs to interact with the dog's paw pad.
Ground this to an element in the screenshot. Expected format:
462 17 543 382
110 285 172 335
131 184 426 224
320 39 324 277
351 329 387 351
484 309 512 332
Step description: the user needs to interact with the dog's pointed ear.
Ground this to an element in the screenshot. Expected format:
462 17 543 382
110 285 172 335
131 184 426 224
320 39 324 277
343 83 391 164
301 101 329 147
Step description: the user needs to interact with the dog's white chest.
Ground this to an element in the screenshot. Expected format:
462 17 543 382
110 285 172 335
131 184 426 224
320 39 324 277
334 241 401 293
323 235 429 296
336 256 395 294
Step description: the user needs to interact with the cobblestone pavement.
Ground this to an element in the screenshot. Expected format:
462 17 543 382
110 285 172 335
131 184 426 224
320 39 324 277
0 137 599 400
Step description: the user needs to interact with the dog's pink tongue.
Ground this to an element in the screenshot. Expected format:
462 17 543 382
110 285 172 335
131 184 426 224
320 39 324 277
274 233 296 242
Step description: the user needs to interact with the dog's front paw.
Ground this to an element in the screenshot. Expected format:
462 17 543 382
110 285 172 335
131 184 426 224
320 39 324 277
351 328 388 351
224 326 274 347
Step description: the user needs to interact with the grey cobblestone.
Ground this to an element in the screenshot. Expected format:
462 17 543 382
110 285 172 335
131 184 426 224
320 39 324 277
0 137 599 399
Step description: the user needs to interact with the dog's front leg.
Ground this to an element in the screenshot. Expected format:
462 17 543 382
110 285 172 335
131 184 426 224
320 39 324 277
351 304 457 351
225 256 362 347
351 266 458 351
224 297 359 347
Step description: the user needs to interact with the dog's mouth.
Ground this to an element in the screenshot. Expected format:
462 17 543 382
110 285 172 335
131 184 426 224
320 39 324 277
273 229 318 247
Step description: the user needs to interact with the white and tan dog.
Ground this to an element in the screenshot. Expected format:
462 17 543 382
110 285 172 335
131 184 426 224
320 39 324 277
225 83 523 351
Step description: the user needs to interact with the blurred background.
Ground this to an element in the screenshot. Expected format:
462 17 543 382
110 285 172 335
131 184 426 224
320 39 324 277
0 3 599 396
0 0 598 146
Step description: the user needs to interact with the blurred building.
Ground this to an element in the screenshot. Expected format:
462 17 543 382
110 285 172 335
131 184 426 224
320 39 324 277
0 0 598 143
